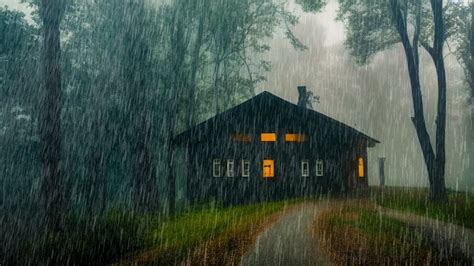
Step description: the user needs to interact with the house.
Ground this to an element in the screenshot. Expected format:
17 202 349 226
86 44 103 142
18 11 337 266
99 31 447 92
172 87 380 204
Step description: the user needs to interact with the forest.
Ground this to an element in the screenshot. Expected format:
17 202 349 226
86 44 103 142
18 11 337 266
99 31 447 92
1 0 474 264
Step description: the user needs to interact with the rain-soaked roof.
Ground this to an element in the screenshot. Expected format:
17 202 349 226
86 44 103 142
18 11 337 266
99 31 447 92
173 91 380 147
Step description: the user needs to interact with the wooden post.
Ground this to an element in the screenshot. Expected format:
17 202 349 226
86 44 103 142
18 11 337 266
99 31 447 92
186 143 195 208
379 157 386 188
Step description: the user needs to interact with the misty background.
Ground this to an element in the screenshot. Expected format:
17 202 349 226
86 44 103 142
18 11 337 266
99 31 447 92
1 0 472 190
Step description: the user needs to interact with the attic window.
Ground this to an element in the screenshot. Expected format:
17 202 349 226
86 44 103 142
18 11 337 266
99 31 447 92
261 133 277 142
358 157 364 177
232 134 252 142
285 133 307 142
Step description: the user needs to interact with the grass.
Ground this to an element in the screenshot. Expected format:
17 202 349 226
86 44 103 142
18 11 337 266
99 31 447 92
14 198 303 265
314 200 468 265
129 200 298 264
370 187 474 229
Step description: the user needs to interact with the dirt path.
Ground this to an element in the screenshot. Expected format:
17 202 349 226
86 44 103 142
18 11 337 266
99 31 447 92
240 202 331 266
380 206 474 261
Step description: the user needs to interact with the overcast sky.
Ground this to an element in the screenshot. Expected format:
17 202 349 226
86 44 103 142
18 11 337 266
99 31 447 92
263 0 471 190
1 0 472 190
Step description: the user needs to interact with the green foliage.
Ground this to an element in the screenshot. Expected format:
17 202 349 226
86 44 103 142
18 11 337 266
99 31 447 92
337 0 399 64
295 0 327 13
337 0 463 65
0 7 38 101
1 0 324 261
449 3 474 103
22 211 155 264
15 199 294 265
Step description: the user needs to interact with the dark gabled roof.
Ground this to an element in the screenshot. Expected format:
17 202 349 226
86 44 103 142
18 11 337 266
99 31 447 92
173 91 380 147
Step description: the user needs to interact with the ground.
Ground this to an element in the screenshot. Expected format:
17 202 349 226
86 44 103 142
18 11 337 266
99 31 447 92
241 202 330 265
113 190 474 265
14 188 474 265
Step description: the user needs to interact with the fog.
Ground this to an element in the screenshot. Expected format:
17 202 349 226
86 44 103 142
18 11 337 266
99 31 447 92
1 0 472 191
262 0 473 190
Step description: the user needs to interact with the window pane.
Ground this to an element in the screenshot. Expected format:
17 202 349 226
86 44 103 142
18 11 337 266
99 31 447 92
358 158 364 177
316 160 323 176
261 133 277 142
242 160 250 177
263 160 274 178
213 159 221 177
227 160 234 177
302 160 309 177
232 134 252 142
285 133 307 142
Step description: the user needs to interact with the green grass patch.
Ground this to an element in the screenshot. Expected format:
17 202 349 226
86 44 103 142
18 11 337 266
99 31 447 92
18 198 305 265
148 201 286 249
353 207 429 258
130 198 306 264
371 187 474 229
315 201 467 264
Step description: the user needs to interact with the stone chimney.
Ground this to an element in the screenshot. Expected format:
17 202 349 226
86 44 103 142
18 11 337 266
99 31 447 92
297 86 309 108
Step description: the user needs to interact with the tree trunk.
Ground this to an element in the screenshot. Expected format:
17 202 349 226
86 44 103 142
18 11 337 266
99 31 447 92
166 6 187 215
121 0 158 212
390 0 447 202
39 0 66 231
186 9 205 129
429 0 448 202
132 116 156 211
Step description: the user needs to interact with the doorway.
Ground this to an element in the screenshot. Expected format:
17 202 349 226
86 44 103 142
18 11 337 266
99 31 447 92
263 159 274 179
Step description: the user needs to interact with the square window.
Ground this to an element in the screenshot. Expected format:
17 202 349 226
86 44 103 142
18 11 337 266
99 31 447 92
242 160 250 177
316 160 324 177
213 159 221 177
301 160 309 177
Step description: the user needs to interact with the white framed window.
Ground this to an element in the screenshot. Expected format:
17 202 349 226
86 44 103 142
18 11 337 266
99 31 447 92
301 160 309 177
316 160 324 176
242 160 250 177
213 159 221 177
227 160 235 177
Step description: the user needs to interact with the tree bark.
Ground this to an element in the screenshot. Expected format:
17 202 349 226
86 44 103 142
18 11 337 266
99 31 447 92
429 0 448 202
166 6 187 215
390 0 447 202
186 7 206 129
39 0 67 231
121 0 158 212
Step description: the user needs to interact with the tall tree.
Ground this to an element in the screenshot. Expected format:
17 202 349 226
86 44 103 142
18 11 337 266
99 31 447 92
120 0 160 212
39 0 67 229
338 0 453 201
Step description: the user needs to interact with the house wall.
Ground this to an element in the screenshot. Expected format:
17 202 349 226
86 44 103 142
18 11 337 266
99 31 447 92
185 134 369 205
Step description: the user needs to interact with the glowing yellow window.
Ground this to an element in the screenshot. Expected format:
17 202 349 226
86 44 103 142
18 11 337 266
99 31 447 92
285 133 307 142
261 133 277 142
263 160 274 178
358 157 365 177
